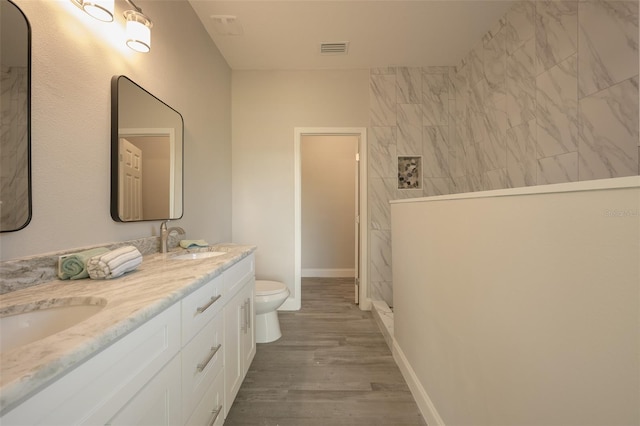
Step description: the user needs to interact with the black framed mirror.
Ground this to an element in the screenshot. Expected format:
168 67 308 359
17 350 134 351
0 0 31 232
111 76 184 222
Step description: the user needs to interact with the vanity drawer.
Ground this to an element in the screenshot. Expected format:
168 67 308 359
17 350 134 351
181 274 224 345
224 254 254 298
184 366 224 426
181 313 224 423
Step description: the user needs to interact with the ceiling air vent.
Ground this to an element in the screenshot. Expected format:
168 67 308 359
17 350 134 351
319 42 349 55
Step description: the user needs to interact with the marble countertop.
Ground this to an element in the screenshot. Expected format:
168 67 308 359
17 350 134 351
0 243 256 415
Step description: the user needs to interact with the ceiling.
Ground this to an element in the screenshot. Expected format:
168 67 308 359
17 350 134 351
188 0 515 71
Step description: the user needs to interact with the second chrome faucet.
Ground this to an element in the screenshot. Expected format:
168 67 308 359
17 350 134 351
160 220 185 253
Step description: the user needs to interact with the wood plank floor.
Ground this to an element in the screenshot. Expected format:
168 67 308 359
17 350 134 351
225 277 427 426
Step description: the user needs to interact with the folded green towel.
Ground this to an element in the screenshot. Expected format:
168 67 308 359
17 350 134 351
58 247 110 280
179 239 209 249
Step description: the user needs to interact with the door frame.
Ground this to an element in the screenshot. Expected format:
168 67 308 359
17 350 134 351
287 127 370 311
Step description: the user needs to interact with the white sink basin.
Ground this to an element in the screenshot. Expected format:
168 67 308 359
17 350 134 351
0 298 107 353
171 251 226 260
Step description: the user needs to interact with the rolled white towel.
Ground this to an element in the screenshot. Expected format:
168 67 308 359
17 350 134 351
87 246 143 280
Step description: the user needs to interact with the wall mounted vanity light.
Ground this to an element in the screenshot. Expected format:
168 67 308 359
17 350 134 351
70 0 152 53
123 4 152 53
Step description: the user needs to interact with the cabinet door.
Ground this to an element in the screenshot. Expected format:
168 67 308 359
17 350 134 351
106 354 182 426
223 287 245 417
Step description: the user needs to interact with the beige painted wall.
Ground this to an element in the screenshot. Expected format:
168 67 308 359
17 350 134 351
231 70 369 303
1 0 231 260
391 178 640 426
301 135 357 274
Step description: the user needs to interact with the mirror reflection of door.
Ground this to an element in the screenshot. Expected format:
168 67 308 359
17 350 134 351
118 138 143 221
118 132 172 221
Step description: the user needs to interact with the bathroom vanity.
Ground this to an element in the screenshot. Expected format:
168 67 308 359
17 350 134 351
0 244 256 425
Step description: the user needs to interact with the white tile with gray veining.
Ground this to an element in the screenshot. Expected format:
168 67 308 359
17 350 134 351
397 67 422 104
451 175 471 194
370 230 392 284
482 91 508 171
507 37 537 128
369 177 396 231
507 118 537 187
536 0 578 74
0 243 256 413
370 126 397 179
536 54 578 158
505 0 535 55
484 168 507 190
424 177 452 196
578 0 639 98
484 28 506 92
422 73 449 126
466 42 485 86
579 76 639 180
397 104 423 155
423 126 449 178
370 74 397 126
370 281 393 310
537 151 578 184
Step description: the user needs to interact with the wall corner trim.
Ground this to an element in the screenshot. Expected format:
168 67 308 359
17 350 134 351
393 340 446 426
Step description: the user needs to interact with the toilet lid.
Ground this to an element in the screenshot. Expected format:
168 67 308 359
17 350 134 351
255 280 287 295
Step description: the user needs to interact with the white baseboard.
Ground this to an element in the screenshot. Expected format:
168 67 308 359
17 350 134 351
392 340 445 426
301 268 355 278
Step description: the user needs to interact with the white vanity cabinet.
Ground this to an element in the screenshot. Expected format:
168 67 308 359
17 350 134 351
0 302 182 426
0 253 256 426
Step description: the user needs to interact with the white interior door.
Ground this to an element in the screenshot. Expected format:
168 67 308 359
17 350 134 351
119 138 143 221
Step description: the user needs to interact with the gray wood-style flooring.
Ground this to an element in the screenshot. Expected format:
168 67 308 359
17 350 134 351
225 277 427 426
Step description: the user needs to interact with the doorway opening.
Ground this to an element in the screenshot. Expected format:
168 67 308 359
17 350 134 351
287 127 369 312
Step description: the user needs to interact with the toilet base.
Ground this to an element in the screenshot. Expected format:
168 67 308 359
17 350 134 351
255 310 282 343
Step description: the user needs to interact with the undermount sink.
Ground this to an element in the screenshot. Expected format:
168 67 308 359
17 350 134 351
0 297 107 353
171 251 226 260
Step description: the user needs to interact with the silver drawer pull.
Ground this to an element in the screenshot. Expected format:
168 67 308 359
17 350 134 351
241 304 247 333
245 298 251 330
196 344 221 372
207 405 222 426
196 294 221 314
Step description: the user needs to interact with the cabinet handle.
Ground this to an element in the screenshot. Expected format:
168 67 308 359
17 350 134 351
245 298 251 330
207 405 222 426
196 294 221 314
240 304 247 333
196 344 221 372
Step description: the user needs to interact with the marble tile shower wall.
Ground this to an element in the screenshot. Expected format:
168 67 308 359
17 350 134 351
368 0 639 306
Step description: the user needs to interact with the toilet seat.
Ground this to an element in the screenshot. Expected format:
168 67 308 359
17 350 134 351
256 280 287 296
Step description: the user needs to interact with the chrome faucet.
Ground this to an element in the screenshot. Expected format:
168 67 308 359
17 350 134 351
160 220 185 253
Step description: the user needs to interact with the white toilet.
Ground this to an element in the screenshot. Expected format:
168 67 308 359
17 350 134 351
254 280 289 343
